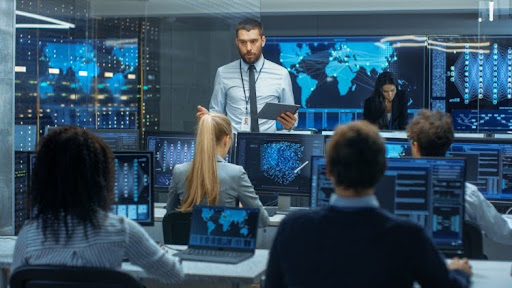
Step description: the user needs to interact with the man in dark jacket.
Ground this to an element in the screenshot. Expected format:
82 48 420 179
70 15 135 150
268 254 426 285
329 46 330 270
265 120 472 288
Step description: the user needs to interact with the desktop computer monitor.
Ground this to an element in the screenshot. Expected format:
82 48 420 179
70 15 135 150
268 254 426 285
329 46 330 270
380 157 466 254
89 129 139 151
28 151 154 226
449 138 512 201
44 127 140 151
384 137 478 181
236 133 325 198
112 152 154 226
310 155 395 212
237 132 324 211
145 131 196 191
145 131 233 191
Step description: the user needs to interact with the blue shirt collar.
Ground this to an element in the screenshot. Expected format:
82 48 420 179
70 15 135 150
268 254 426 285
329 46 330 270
216 155 226 163
329 193 380 209
241 55 265 73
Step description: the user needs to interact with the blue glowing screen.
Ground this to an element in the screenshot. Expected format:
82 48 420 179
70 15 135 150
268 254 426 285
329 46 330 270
430 36 512 131
263 36 426 129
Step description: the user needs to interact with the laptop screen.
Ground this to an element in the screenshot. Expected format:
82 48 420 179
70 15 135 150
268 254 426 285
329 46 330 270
188 206 260 252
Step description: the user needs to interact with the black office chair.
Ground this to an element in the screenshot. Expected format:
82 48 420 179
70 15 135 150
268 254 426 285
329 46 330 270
9 265 142 288
162 211 192 245
463 220 487 260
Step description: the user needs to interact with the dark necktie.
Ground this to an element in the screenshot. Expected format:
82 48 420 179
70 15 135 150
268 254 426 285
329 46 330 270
248 65 259 132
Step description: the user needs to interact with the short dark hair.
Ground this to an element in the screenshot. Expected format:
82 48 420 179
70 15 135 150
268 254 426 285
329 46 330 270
326 121 386 193
236 18 264 37
31 126 114 242
406 109 454 156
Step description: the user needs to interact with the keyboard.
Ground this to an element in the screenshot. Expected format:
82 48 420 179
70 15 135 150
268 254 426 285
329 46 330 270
174 248 254 264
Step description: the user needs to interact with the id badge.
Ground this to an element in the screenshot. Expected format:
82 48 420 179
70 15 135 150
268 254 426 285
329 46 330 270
240 116 251 132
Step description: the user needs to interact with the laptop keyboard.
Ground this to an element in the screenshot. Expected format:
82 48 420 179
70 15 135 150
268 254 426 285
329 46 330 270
182 249 245 257
175 248 253 263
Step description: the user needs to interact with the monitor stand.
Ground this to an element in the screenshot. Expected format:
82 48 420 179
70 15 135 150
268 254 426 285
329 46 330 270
276 195 291 214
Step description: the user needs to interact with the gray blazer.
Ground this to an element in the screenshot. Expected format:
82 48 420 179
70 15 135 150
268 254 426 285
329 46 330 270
166 155 270 227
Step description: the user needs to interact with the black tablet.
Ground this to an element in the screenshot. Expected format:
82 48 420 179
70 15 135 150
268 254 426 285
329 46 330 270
257 103 300 120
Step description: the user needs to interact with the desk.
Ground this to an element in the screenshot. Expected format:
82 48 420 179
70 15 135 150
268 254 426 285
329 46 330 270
0 238 267 288
2 237 512 287
470 260 512 287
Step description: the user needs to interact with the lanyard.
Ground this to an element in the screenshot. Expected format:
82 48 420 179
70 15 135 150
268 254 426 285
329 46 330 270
240 59 265 115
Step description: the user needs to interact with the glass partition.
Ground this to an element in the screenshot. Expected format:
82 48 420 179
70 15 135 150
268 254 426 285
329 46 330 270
15 0 262 141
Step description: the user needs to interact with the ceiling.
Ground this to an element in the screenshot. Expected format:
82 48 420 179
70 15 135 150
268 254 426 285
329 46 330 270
89 0 506 17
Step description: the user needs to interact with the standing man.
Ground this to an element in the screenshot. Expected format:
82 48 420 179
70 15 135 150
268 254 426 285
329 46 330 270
197 18 297 133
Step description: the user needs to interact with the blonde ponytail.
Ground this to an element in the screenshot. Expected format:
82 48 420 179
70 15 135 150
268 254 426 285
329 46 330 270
180 112 232 211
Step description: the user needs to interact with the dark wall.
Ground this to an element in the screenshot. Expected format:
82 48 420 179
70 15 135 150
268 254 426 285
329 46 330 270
159 17 238 132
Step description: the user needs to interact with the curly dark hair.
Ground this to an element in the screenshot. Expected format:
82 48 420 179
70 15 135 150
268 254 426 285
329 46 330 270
30 126 114 242
326 121 386 193
406 109 454 156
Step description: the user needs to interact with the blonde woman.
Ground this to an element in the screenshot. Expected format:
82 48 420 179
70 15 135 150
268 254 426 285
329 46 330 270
166 112 269 227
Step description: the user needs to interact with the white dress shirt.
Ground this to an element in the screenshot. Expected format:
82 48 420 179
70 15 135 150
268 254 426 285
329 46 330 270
209 56 296 133
465 182 512 245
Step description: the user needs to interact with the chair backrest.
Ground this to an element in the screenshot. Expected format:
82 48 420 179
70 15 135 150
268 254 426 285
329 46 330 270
162 211 192 245
9 265 142 288
463 220 487 260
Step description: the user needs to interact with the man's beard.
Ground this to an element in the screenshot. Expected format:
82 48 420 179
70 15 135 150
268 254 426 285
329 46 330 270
240 51 261 64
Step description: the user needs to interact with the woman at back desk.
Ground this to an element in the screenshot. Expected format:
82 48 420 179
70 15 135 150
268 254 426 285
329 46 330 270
363 71 409 130
166 112 269 227
12 127 183 284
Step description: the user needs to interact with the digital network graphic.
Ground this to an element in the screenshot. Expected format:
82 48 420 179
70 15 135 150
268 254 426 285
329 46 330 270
431 36 512 131
260 142 305 185
451 44 512 105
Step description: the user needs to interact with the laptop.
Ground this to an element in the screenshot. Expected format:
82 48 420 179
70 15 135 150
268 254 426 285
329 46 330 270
173 205 260 264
